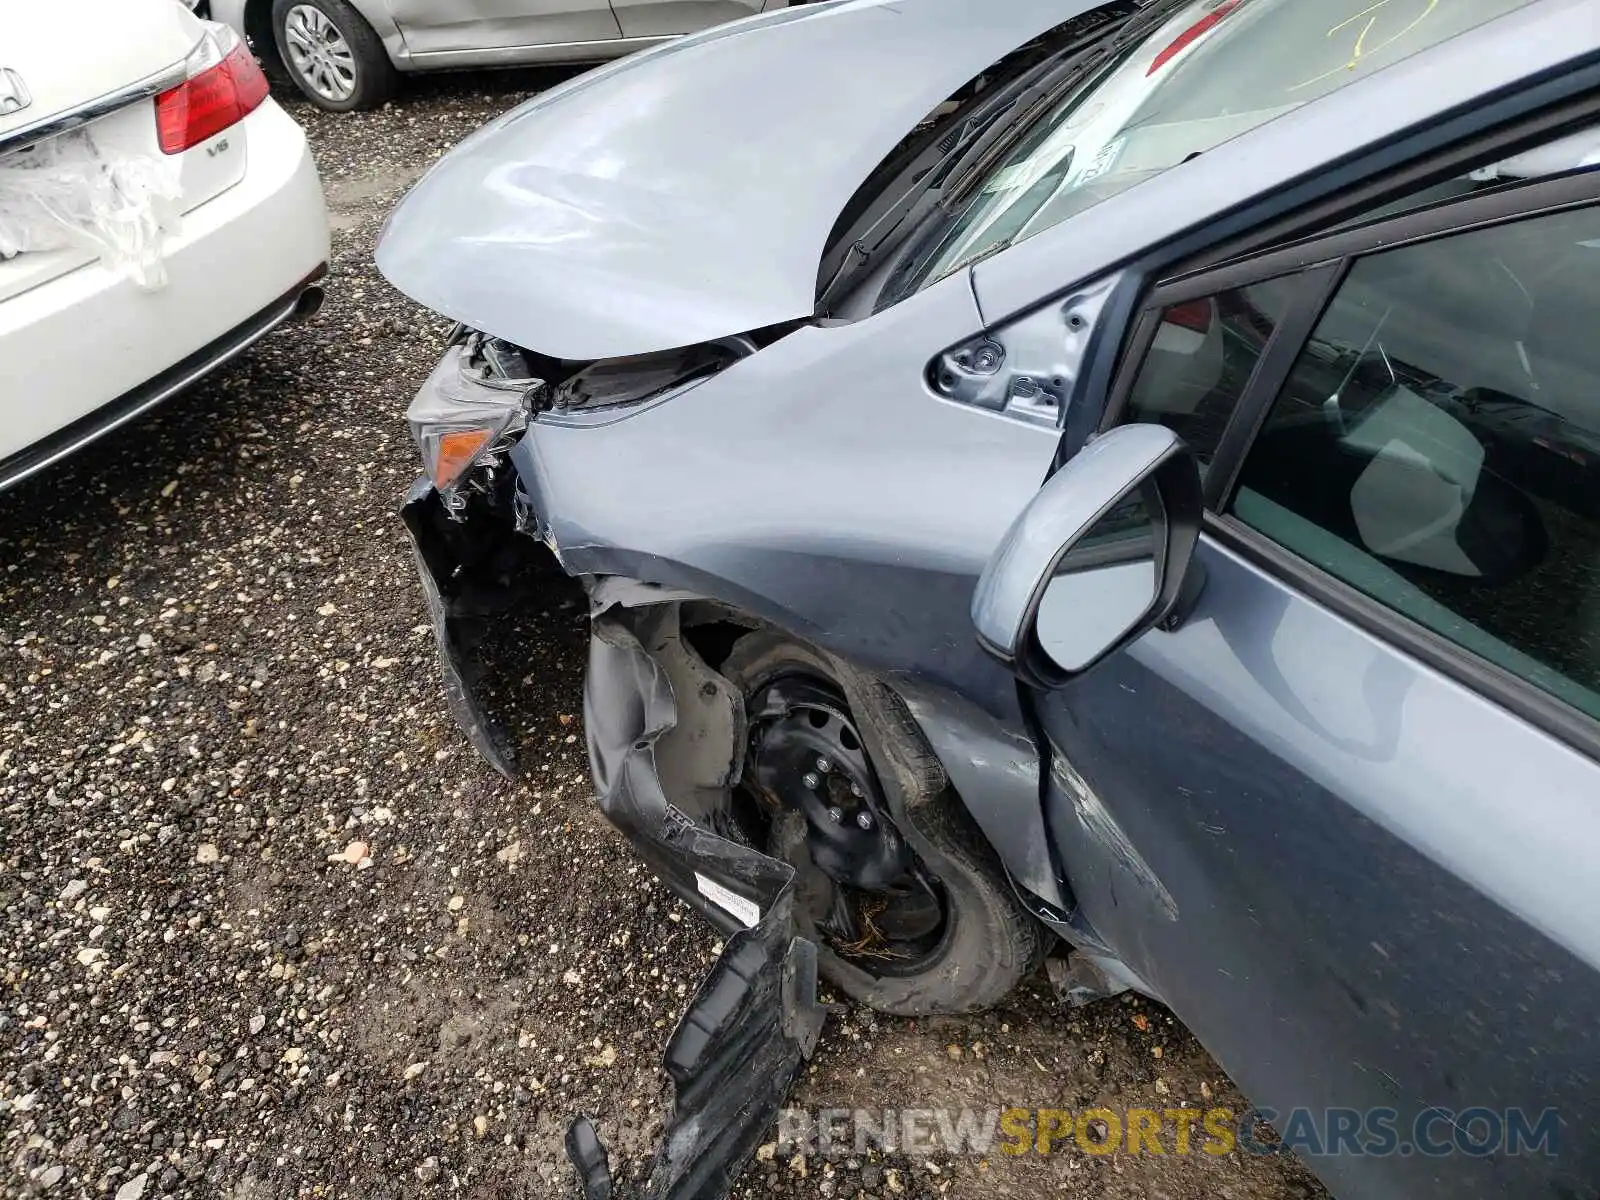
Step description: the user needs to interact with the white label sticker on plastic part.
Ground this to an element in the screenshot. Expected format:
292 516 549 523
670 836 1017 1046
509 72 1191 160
694 872 760 929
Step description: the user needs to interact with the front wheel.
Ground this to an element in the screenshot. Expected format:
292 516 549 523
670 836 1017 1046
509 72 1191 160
720 631 1047 1015
271 0 397 112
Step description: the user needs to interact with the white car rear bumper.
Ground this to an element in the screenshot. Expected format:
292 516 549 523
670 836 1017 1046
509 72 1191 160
0 99 330 490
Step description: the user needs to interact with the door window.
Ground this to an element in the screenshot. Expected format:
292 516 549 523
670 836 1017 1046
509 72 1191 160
1230 204 1600 719
1120 276 1300 465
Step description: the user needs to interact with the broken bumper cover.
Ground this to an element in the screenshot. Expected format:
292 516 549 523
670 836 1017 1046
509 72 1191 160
569 882 824 1200
400 476 521 778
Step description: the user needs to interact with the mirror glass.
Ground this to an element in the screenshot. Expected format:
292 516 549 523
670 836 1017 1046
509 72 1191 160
1034 486 1159 672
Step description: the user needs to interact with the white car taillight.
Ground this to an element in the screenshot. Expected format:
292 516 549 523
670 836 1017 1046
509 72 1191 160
154 26 270 156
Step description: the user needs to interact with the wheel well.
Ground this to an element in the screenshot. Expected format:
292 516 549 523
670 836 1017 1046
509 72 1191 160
244 0 289 80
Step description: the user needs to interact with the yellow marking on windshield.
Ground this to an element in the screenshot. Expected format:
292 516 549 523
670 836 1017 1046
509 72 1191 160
1350 14 1379 59
1291 0 1440 92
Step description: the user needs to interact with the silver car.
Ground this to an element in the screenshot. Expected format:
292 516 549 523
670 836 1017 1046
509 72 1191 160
379 1 1600 1197
212 0 790 111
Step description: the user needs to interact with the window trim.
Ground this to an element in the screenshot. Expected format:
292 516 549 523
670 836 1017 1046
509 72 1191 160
1098 87 1600 440
1100 141 1600 760
1183 87 1600 279
1199 262 1347 511
1105 162 1600 442
1098 261 1348 507
1204 161 1600 502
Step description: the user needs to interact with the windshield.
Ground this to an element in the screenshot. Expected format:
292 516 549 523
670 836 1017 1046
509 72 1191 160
887 0 1534 300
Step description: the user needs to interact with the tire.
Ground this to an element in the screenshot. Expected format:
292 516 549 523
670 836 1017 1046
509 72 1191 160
721 631 1047 1015
271 0 397 113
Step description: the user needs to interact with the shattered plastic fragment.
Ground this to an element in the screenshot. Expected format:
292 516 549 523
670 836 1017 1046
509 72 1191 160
0 130 182 289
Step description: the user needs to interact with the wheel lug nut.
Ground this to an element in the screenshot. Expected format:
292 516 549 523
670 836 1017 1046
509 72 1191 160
850 782 863 798
827 807 844 824
855 811 874 830
816 756 831 774
802 773 820 790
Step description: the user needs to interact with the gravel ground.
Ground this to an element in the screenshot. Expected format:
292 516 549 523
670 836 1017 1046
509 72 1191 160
0 74 1329 1200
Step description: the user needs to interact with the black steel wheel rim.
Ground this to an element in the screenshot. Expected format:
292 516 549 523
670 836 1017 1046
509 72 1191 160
743 671 952 976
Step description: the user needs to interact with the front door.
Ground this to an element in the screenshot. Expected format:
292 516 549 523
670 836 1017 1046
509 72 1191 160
385 0 620 56
1021 180 1600 1198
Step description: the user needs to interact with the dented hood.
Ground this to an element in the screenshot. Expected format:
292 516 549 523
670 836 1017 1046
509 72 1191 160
376 0 1095 360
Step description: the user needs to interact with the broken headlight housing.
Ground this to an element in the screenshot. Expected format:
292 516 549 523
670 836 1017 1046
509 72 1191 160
407 331 545 517
548 340 747 413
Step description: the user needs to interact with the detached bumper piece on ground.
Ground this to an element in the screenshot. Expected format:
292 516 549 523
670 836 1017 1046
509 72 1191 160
570 599 825 1199
566 899 824 1200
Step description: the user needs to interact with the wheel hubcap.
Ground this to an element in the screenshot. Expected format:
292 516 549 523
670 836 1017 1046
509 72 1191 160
283 5 357 102
746 674 947 966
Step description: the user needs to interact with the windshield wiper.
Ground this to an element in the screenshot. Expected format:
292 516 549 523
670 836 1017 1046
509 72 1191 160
858 0 1203 310
816 64 1053 309
941 0 1194 204
818 3 1157 310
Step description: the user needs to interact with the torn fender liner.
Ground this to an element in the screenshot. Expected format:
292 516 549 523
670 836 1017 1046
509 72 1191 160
572 608 826 1198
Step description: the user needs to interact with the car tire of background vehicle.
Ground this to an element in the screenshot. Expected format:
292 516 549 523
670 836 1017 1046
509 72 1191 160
720 631 1048 1016
271 0 396 113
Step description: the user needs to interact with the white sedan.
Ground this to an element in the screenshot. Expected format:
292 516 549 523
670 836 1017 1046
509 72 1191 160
0 0 329 493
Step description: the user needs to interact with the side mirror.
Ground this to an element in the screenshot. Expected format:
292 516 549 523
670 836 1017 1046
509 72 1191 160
972 424 1203 687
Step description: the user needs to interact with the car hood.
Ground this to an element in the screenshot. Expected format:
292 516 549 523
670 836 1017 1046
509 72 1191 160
376 0 1098 360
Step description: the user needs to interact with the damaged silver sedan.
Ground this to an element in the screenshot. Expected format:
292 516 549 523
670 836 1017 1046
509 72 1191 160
379 1 1600 1197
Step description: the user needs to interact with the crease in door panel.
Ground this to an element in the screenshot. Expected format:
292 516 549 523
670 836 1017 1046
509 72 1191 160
1050 747 1179 921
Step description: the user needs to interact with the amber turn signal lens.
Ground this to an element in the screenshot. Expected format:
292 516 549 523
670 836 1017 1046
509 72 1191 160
431 428 494 488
